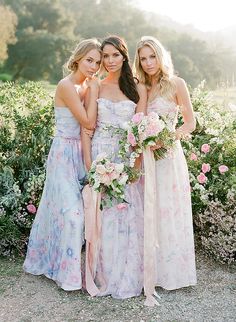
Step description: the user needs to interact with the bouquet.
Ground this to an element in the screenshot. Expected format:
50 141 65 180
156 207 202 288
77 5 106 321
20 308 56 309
119 112 176 164
87 153 139 210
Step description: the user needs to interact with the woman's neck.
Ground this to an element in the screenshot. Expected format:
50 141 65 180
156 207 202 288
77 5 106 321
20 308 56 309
106 71 120 84
69 71 86 85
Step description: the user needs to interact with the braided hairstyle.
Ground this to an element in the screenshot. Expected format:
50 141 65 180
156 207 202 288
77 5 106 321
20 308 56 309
101 35 139 104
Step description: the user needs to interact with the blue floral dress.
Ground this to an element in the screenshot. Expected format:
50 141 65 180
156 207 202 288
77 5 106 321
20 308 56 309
91 98 144 299
23 107 85 291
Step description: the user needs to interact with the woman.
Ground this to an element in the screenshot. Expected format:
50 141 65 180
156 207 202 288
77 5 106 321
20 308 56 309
134 36 197 294
82 35 147 299
23 39 101 291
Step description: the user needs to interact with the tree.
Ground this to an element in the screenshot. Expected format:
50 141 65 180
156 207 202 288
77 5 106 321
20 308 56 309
2 0 76 82
0 5 17 63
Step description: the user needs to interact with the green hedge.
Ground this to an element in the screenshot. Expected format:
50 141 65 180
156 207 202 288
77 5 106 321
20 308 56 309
0 81 54 256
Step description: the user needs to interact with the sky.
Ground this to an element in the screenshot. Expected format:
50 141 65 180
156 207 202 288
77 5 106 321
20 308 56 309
136 0 236 32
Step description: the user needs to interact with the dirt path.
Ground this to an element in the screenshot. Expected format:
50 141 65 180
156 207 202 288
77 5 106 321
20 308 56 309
0 251 235 322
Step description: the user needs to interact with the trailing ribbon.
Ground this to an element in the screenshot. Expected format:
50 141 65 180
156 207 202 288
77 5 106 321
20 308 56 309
82 184 102 296
143 147 160 307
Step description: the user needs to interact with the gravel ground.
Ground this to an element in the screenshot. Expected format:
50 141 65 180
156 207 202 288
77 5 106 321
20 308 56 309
0 250 235 322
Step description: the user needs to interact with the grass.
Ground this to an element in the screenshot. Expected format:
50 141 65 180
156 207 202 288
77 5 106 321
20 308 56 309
0 257 24 277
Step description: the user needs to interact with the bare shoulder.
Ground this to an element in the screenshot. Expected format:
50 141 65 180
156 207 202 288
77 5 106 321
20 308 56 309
57 77 73 91
172 76 187 90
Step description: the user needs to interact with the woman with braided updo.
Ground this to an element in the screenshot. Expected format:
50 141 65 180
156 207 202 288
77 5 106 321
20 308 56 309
23 39 101 290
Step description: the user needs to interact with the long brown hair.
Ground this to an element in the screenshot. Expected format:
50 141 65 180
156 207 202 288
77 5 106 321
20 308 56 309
101 35 139 104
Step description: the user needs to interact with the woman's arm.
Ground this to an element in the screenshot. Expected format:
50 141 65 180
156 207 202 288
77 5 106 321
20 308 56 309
135 82 148 114
174 77 196 139
133 83 148 170
81 128 92 171
81 86 99 171
55 78 99 129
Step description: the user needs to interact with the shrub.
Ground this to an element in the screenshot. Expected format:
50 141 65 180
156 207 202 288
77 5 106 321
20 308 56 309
182 81 236 264
0 73 13 82
0 81 54 256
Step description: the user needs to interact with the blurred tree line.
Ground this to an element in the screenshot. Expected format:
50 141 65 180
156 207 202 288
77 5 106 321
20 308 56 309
0 0 236 88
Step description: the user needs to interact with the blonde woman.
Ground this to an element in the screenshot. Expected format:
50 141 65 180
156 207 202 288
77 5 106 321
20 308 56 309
134 36 197 299
23 39 101 291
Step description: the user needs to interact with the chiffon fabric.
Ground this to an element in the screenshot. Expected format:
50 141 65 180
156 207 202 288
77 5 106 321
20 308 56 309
23 107 85 291
147 97 197 290
88 98 144 299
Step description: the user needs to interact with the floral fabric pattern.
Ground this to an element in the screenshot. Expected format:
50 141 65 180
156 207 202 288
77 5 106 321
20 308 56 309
148 97 197 290
23 107 85 291
91 98 144 298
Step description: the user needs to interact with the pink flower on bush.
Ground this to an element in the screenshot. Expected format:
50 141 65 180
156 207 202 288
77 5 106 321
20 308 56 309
26 204 37 214
197 172 207 184
219 165 229 174
127 133 136 146
132 112 144 124
190 153 198 161
201 143 210 154
201 163 211 173
116 203 128 210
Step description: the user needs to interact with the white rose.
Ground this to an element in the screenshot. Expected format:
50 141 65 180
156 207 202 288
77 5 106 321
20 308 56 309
119 174 128 185
115 163 124 173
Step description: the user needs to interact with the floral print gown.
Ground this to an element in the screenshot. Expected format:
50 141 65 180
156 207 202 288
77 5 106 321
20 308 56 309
23 107 85 291
91 98 144 298
148 97 197 290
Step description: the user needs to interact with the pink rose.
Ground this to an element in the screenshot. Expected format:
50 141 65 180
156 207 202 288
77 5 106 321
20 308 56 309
219 165 229 174
201 163 211 173
201 144 210 154
127 133 136 146
197 172 207 184
116 203 128 210
190 153 198 161
132 112 144 124
26 204 37 214
109 170 120 180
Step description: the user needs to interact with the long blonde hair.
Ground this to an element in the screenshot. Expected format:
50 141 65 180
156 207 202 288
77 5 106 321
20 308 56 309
63 38 101 75
134 36 176 100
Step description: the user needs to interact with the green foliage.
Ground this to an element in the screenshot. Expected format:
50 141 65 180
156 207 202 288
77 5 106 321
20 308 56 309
2 0 76 82
0 73 12 82
0 81 54 256
182 82 236 264
3 0 235 87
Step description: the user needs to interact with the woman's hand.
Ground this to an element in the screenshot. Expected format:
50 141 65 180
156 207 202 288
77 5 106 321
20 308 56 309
175 128 191 140
86 77 100 91
83 128 95 138
150 140 163 151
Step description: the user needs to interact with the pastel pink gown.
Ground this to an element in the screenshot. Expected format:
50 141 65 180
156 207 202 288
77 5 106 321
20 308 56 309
148 96 197 290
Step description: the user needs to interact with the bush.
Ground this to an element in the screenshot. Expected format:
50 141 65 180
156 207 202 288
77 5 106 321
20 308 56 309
182 81 236 264
0 73 13 82
0 81 54 256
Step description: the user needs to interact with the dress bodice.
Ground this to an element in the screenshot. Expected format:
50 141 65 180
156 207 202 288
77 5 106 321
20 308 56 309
147 97 179 131
92 98 136 161
96 98 136 127
54 107 81 139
